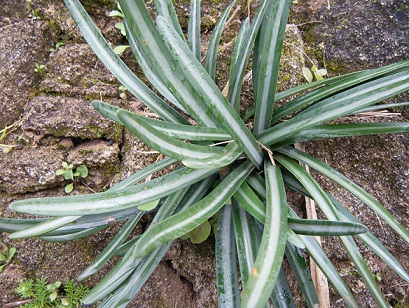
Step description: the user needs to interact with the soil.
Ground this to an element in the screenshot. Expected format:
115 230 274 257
0 0 408 307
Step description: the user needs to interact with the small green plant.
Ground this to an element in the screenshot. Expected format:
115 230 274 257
109 3 130 55
118 85 127 99
0 241 16 272
34 63 45 77
56 162 88 193
13 277 88 308
2 0 409 307
50 42 65 52
302 65 327 83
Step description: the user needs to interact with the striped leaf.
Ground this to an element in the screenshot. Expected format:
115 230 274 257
9 216 81 239
227 0 271 110
272 60 409 124
252 0 291 136
119 0 220 127
156 16 263 168
216 203 241 308
260 69 409 147
117 109 225 161
93 101 231 141
187 0 201 60
132 161 254 259
205 1 236 80
288 217 367 236
278 146 409 245
241 160 287 307
63 0 186 124
10 167 219 216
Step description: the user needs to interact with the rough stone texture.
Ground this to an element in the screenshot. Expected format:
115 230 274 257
41 44 119 98
0 146 65 194
291 0 409 72
0 19 56 128
22 95 123 143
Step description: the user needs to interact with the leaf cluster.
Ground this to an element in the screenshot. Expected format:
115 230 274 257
1 0 409 307
56 162 88 193
0 241 16 272
14 277 89 308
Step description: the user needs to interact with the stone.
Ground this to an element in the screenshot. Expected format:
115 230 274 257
0 20 56 129
21 95 122 143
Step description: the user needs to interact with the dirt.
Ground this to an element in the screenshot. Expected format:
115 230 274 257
0 0 408 307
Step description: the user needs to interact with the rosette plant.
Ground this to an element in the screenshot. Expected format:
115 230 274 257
1 0 409 307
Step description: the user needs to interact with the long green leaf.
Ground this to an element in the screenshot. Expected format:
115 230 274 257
277 154 390 306
283 169 409 284
278 146 409 245
78 211 143 281
82 189 185 304
356 101 409 113
229 17 250 94
154 0 184 39
288 217 367 236
331 196 409 283
252 0 291 136
132 161 254 259
10 167 219 216
119 0 218 127
188 0 201 60
285 243 319 308
228 0 271 110
182 142 243 169
93 101 231 141
156 15 263 168
216 203 241 308
87 177 216 305
275 153 341 221
119 0 220 128
123 19 187 113
339 235 390 307
205 1 236 80
9 216 81 239
233 182 266 223
272 60 409 124
232 202 259 286
241 160 287 307
300 235 359 307
108 157 177 191
117 109 225 161
284 122 409 144
98 187 190 307
0 217 47 233
63 0 186 124
260 70 409 147
271 267 296 308
39 226 106 242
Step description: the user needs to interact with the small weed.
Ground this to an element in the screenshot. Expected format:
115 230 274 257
56 162 89 193
118 85 127 99
0 241 16 272
34 63 45 77
110 3 130 55
50 42 64 53
11 277 89 308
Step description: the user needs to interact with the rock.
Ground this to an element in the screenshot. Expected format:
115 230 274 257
0 20 56 128
0 0 30 27
41 44 119 98
21 95 122 143
292 0 409 72
27 0 122 44
0 146 65 194
67 140 119 167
